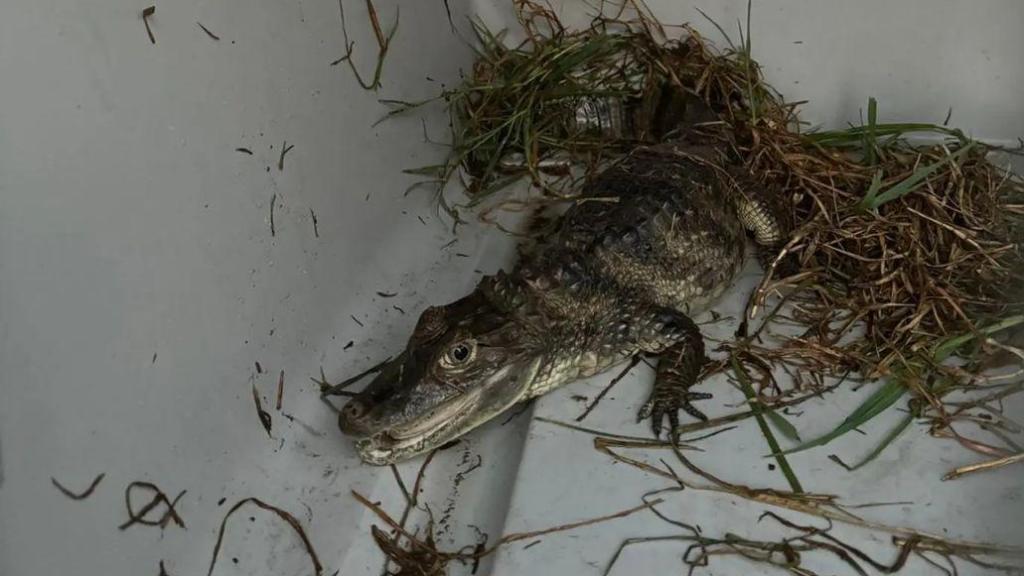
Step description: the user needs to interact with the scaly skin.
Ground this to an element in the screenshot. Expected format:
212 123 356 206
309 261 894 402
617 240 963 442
337 143 784 465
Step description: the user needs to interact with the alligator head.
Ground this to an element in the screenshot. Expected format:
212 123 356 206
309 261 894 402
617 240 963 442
338 273 543 465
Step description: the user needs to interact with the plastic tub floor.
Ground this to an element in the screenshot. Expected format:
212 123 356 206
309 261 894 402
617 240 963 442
1 1 1023 574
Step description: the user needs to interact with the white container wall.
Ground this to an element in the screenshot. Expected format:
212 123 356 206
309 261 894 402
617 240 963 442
1 1 1022 575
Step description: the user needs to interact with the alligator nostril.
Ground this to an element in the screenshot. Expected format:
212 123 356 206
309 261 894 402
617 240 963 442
343 400 365 419
339 400 372 435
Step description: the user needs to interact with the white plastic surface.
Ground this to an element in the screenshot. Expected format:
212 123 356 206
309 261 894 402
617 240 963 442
1 1 1022 575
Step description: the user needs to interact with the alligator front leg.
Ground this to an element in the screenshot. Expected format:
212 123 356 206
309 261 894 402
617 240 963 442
636 310 712 437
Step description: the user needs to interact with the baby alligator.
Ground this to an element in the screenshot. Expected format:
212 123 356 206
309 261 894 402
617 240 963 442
337 143 785 465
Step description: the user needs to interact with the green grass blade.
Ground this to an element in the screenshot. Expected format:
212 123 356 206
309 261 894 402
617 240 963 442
932 314 1024 362
806 123 963 147
864 97 878 165
771 315 1024 461
694 7 737 51
403 178 442 197
776 377 907 456
732 357 804 493
402 164 448 177
861 169 884 207
465 173 525 207
861 142 976 210
468 17 508 60
833 413 913 472
765 409 801 442
374 96 441 126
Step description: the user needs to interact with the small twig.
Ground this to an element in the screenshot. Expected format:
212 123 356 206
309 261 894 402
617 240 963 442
235 147 253 155
403 448 438 526
269 193 277 237
207 498 323 576
576 355 642 422
353 489 662 559
845 500 916 509
318 357 391 396
441 0 454 30
196 21 220 41
545 381 836 444
276 370 285 411
158 491 188 529
380 448 441 575
942 451 1024 481
891 535 1024 560
141 6 156 44
390 464 411 505
353 491 443 551
478 499 663 555
365 0 385 48
537 417 680 444
311 367 357 401
278 141 294 171
252 383 273 436
310 209 319 237
595 435 1024 559
51 473 105 500
761 511 919 573
119 481 186 530
335 0 400 90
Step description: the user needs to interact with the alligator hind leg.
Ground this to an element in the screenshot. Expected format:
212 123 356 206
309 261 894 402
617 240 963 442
636 311 712 437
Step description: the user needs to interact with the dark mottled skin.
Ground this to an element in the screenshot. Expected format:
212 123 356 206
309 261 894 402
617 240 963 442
339 142 785 464
514 145 748 384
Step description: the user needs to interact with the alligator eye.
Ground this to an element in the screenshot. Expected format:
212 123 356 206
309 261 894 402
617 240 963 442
442 341 475 368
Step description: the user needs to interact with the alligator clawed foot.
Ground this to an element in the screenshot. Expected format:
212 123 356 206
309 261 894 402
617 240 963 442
638 389 712 438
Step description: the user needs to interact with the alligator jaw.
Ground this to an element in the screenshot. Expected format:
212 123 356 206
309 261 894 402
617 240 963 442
353 357 542 465
353 390 483 465
389 391 479 440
